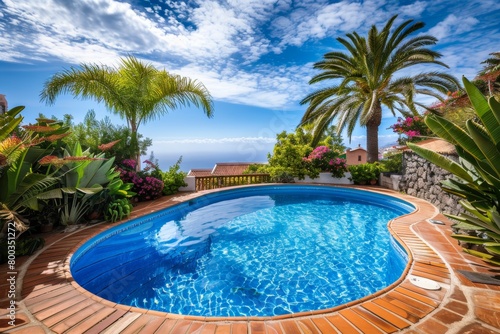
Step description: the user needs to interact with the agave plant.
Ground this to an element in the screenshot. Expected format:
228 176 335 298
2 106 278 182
408 77 500 265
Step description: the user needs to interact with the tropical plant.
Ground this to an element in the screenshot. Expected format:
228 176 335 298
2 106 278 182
0 106 23 142
62 110 153 162
153 157 187 195
389 115 431 144
105 198 133 223
40 55 213 169
40 142 120 225
379 151 403 174
408 76 500 265
303 146 348 178
0 113 70 236
300 15 460 162
348 163 380 184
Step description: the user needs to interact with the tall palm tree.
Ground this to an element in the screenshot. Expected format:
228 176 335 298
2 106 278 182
40 56 213 169
300 15 460 162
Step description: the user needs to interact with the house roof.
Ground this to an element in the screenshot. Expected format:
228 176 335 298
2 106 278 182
411 138 457 155
187 169 212 177
211 162 253 175
345 145 367 153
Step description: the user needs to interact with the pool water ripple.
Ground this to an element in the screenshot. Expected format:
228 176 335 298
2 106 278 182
71 186 413 317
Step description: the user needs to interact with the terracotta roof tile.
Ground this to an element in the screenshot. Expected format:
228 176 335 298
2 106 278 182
412 138 457 155
187 169 212 177
212 163 253 175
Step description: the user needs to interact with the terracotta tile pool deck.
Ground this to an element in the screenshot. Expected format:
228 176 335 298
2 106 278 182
1 185 500 334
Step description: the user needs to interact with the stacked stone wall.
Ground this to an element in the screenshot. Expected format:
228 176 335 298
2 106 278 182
401 151 464 216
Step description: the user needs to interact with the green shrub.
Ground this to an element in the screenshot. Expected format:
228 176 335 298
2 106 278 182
348 163 380 184
158 157 187 195
380 152 403 174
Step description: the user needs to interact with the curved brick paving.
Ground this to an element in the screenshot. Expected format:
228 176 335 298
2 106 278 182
1 185 500 333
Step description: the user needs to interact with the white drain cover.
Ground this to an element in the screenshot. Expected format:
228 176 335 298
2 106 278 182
409 275 441 290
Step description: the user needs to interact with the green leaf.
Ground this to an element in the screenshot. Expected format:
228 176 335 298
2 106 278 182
451 234 486 245
452 222 484 231
484 243 500 256
466 120 500 179
463 248 500 265
463 76 500 144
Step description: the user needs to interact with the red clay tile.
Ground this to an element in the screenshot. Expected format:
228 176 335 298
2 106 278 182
433 308 463 325
231 322 248 334
444 300 468 316
153 318 178 332
361 302 411 329
6 325 47 334
249 321 266 334
296 318 321 333
372 299 420 324
311 317 337 333
339 309 385 333
279 319 302 333
86 308 128 333
383 292 433 318
215 323 231 334
456 322 500 334
265 321 284 334
416 317 450 334
200 323 217 334
352 306 399 333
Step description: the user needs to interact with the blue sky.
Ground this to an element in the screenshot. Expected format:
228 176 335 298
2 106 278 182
1 0 499 170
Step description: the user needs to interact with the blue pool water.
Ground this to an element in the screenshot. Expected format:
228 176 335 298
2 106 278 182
71 185 414 317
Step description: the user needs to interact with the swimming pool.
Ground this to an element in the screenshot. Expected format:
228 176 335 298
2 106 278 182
71 185 414 317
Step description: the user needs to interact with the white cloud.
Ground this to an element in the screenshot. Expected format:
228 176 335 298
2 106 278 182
396 1 427 17
428 14 479 40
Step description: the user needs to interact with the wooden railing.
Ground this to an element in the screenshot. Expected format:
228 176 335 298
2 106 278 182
194 173 271 191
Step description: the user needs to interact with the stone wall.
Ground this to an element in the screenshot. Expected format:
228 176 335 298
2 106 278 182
400 151 464 216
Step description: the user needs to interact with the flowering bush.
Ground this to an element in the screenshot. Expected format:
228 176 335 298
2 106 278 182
116 159 163 201
389 115 430 144
303 146 348 178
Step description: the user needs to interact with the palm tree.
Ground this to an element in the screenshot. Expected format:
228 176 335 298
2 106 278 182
477 52 500 96
482 51 500 72
40 56 213 169
300 15 460 162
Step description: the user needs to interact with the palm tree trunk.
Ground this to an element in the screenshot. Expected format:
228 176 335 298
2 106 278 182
366 102 382 162
130 122 141 171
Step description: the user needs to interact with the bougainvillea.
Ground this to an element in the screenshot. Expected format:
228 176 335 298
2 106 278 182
303 146 348 178
389 115 430 144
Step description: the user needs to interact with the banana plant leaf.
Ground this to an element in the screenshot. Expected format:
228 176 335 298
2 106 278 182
451 234 488 245
484 243 500 256
425 115 482 158
463 248 500 266
463 76 500 143
452 221 485 231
